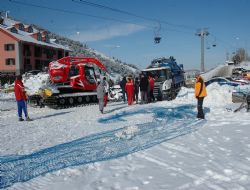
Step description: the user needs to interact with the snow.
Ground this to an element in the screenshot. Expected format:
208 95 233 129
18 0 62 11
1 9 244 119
1 80 250 189
22 73 50 95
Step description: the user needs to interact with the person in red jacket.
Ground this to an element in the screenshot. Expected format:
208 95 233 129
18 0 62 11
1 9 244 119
14 75 32 121
148 76 155 102
125 77 134 105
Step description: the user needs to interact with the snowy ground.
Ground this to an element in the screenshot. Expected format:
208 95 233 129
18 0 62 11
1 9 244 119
0 84 250 190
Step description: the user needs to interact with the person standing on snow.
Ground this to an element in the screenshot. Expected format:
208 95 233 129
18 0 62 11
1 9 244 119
139 74 149 104
134 77 140 103
125 77 134 105
102 77 109 107
14 75 32 121
119 76 127 103
148 76 155 103
97 80 105 113
194 72 207 119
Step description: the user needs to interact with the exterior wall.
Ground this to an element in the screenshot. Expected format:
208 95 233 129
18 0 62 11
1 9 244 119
0 30 17 73
20 43 69 73
0 30 70 74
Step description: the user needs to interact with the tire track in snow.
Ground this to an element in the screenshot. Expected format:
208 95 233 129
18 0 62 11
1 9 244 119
0 105 206 188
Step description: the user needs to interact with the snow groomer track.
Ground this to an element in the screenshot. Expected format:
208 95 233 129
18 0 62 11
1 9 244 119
0 105 206 188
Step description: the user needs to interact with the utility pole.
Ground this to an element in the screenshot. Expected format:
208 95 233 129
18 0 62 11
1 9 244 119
196 28 209 72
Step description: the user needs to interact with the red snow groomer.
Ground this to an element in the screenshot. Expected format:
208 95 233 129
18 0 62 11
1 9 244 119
31 56 107 108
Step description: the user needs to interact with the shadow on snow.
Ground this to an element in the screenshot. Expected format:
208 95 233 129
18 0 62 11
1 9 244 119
0 104 207 188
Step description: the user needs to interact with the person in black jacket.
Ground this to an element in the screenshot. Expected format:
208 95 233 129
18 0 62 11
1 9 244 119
134 77 140 103
119 76 127 102
140 74 149 104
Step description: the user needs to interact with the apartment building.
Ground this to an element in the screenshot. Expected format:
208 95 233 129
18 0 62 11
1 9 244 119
0 14 70 80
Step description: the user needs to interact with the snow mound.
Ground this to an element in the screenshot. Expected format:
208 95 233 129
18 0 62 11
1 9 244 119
205 83 234 107
22 73 50 95
175 87 196 104
176 84 234 107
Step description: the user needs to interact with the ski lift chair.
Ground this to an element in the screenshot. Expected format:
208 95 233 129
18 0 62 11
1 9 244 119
154 36 161 44
212 37 217 47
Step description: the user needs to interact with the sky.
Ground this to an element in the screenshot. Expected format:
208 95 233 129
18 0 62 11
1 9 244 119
1 0 250 70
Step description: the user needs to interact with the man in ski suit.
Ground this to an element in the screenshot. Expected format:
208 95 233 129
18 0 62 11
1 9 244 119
14 75 32 121
125 78 134 105
97 80 105 113
194 73 207 119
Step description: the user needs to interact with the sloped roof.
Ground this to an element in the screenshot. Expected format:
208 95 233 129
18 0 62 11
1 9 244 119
0 17 71 51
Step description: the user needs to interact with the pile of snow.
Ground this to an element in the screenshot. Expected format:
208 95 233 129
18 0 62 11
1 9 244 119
176 83 234 108
176 87 195 103
205 83 234 107
22 73 50 95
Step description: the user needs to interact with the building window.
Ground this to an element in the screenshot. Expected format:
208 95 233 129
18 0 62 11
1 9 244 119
46 49 54 59
5 58 15 65
43 34 50 43
65 51 69 56
37 33 42 41
35 59 41 70
4 44 15 51
23 45 31 56
28 26 33 33
24 58 32 72
19 24 25 31
10 27 18 34
58 50 63 59
34 46 42 57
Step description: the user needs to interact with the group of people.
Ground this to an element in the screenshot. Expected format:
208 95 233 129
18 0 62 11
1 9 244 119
119 74 156 105
96 74 156 113
97 72 207 120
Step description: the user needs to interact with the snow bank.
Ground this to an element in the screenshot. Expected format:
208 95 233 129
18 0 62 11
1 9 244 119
176 83 234 107
22 73 50 95
205 83 234 107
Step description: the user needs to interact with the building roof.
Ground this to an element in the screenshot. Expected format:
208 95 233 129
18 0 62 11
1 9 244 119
0 17 71 51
